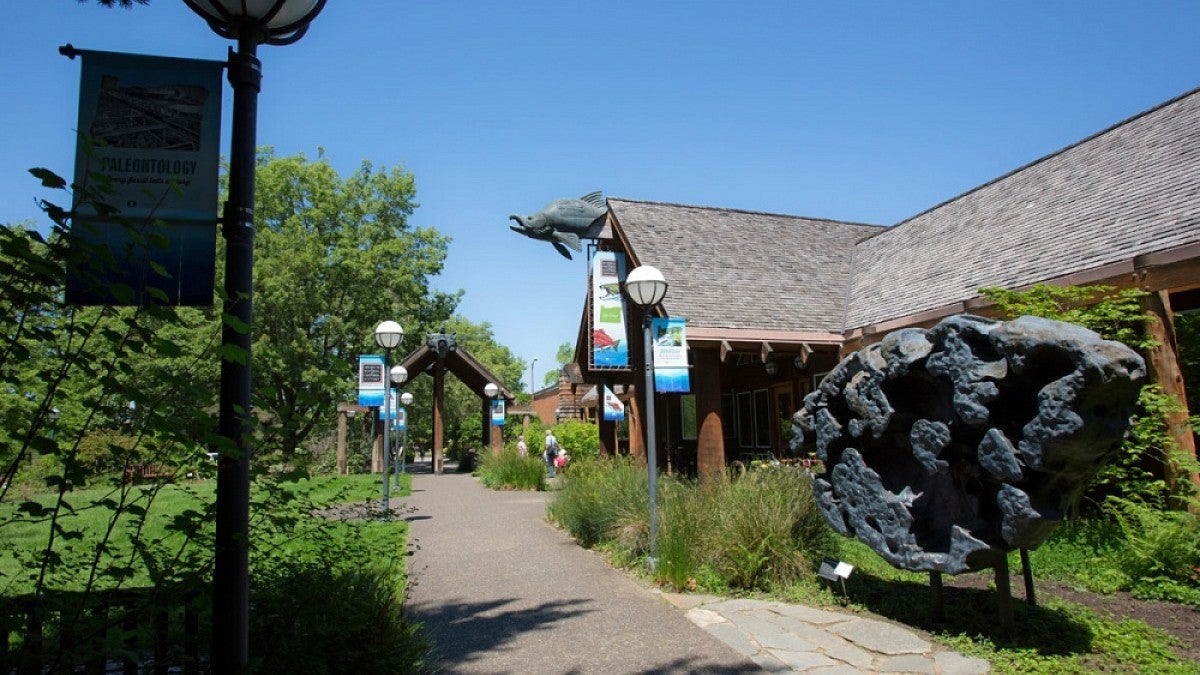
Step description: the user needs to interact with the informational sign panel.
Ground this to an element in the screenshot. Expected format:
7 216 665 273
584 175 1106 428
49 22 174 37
602 385 625 422
392 408 407 431
590 250 629 368
65 49 224 306
358 355 385 407
651 317 690 393
490 400 506 425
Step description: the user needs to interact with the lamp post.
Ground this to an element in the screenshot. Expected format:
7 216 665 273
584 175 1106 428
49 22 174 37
624 264 669 572
375 321 405 517
391 365 408 488
48 407 60 441
484 382 500 454
182 2 326 670
400 391 414 477
531 357 538 403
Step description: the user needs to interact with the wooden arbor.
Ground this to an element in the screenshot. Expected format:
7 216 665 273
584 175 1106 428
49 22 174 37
335 335 515 475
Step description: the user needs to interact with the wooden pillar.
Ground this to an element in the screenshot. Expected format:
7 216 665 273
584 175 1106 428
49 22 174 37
694 349 726 481
371 414 383 473
628 385 646 461
336 409 348 475
481 398 491 449
433 363 445 474
1141 290 1200 495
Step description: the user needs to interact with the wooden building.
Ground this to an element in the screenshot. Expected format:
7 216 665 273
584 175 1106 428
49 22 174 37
574 86 1200 481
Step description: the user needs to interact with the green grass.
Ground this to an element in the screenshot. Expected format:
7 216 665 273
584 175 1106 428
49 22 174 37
1 472 429 672
476 448 547 491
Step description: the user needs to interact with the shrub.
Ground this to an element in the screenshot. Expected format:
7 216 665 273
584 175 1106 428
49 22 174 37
552 420 601 460
1103 496 1200 605
477 448 547 491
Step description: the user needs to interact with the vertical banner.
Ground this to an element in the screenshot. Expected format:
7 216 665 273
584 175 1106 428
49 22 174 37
490 400 506 425
393 408 407 432
66 50 224 306
357 355 385 407
590 250 629 367
602 385 625 422
651 317 690 393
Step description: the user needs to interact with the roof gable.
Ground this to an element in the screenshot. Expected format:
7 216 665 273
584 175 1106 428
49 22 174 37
607 199 882 333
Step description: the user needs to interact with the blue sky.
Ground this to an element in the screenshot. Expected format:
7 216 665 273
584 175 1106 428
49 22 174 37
4 1 1199 392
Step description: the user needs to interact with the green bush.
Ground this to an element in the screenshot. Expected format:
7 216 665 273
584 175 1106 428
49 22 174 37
477 448 547 491
551 420 601 460
1103 496 1200 605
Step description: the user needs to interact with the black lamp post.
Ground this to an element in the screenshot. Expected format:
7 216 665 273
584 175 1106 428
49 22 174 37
182 2 325 671
391 365 408 488
624 264 668 572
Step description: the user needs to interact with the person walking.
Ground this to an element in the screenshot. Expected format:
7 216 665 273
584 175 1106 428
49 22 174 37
516 435 528 457
544 429 559 477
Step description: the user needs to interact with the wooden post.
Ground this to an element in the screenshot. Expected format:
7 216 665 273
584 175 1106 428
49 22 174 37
1020 548 1037 607
371 415 383 474
432 363 445 474
1141 291 1200 497
336 408 348 475
995 555 1013 636
628 387 646 461
694 349 726 481
929 571 944 623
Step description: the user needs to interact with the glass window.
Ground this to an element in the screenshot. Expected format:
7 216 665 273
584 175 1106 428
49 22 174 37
680 395 697 440
737 391 753 447
754 389 771 448
721 393 736 439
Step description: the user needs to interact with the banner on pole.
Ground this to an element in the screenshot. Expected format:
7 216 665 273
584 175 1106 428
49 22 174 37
651 317 690 393
392 408 407 431
490 399 506 425
65 49 224 306
590 250 629 368
601 385 625 422
358 355 385 407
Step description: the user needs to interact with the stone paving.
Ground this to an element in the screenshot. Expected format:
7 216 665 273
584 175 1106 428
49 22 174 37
662 592 992 674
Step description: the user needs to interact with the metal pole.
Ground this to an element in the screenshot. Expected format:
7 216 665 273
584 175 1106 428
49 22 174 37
381 355 391 517
643 312 659 572
400 408 408 475
213 30 260 674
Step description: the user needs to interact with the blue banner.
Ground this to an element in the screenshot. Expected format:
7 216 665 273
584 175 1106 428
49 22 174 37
66 50 224 306
358 355 385 407
490 400 506 425
651 317 690 393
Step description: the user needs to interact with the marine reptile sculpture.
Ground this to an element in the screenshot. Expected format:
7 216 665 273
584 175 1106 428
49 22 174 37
509 191 607 259
793 314 1145 575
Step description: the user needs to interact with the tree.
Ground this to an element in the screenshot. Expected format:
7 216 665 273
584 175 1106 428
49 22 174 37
248 149 458 459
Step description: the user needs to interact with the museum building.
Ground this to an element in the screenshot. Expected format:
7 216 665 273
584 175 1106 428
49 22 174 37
570 85 1200 480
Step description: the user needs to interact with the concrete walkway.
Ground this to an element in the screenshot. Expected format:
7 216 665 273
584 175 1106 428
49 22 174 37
400 463 990 673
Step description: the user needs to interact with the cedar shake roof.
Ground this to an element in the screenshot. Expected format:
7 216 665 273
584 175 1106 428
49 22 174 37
845 86 1200 330
606 199 882 333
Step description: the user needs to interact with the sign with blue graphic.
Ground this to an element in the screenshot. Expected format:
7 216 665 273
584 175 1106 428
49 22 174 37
651 317 690 393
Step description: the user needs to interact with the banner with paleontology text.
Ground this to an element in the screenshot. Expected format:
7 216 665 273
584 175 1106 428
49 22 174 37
65 49 223 306
590 250 629 368
651 317 690 393
601 385 625 422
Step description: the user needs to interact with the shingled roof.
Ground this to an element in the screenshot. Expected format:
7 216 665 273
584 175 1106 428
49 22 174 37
607 199 882 334
845 86 1200 330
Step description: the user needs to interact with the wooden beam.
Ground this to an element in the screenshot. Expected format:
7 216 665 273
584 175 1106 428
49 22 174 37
1141 290 1200 499
720 340 732 363
796 342 813 368
760 341 774 364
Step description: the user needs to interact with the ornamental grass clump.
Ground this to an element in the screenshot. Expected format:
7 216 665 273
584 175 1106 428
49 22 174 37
477 448 547 491
547 456 646 549
701 466 837 590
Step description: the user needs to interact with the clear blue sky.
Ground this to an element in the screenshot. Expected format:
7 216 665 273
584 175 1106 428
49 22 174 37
4 1 1199 392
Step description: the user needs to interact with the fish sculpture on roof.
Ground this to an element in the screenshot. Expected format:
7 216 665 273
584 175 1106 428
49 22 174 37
509 191 607 259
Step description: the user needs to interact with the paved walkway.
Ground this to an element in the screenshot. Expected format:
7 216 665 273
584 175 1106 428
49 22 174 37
400 463 990 673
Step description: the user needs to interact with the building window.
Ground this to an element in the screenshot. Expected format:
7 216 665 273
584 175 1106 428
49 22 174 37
736 391 753 447
680 395 697 440
721 393 736 440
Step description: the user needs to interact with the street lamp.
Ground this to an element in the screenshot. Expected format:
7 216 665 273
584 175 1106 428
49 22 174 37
531 357 538 402
183 2 326 671
624 265 668 572
48 407 60 441
484 382 500 454
391 364 408 488
375 321 404 517
400 391 414 477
